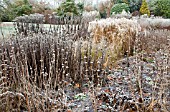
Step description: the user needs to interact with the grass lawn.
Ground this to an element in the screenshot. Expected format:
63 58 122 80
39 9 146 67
0 22 15 37
0 22 68 38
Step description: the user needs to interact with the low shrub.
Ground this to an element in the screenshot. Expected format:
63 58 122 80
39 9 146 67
111 9 132 18
0 11 16 22
150 0 170 18
111 3 130 14
137 17 170 30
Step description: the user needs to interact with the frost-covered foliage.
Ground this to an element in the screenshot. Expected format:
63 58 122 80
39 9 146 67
82 11 100 22
0 32 92 111
13 13 44 23
0 17 170 111
13 13 45 34
136 17 170 30
111 9 132 19
12 15 89 36
88 18 141 57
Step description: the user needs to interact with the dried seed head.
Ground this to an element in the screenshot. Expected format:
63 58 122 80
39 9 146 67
61 49 64 52
84 62 88 64
97 61 101 64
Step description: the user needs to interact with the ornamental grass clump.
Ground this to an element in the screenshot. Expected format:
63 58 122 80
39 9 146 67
88 18 141 59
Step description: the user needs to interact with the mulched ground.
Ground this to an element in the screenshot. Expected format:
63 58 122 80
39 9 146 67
59 51 170 112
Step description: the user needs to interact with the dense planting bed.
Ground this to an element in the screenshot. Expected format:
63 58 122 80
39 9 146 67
0 17 170 112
